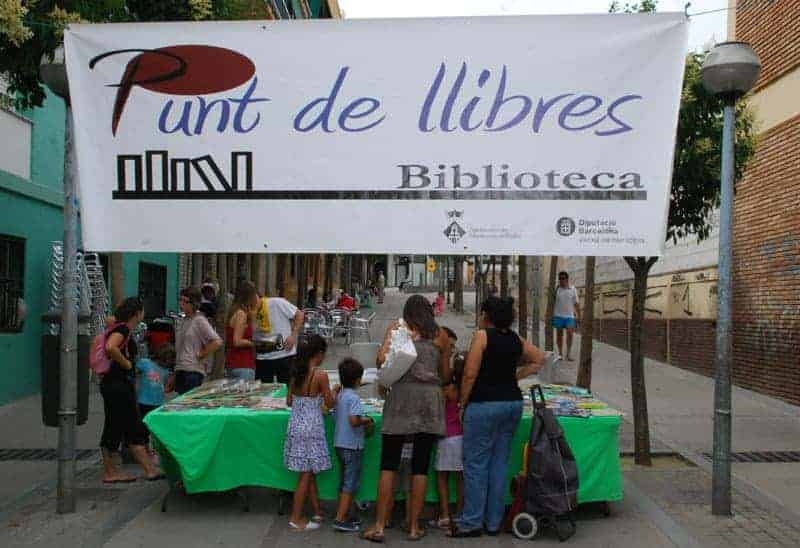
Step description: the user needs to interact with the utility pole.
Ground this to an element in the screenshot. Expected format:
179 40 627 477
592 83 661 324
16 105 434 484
41 46 78 514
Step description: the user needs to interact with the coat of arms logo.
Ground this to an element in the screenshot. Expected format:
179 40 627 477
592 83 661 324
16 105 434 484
444 210 466 244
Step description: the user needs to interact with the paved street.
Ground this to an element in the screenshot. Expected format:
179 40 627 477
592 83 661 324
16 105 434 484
1 288 800 547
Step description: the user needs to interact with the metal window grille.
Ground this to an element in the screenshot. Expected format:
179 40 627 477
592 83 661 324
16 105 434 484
0 235 25 332
138 262 167 319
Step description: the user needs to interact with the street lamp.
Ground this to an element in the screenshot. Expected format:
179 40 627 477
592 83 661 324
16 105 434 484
700 41 760 517
40 44 80 515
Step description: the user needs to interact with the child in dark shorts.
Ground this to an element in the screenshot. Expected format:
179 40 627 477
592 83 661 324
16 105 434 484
333 358 374 533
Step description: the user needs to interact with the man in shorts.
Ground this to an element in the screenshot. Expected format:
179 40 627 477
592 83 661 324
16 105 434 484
552 271 581 361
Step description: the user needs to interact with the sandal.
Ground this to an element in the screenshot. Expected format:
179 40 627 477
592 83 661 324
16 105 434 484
360 529 385 543
102 476 136 484
429 517 451 530
447 526 483 538
407 529 427 542
311 514 324 523
289 520 321 531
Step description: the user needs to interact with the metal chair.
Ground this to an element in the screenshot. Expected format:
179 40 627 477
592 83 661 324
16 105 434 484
347 311 376 344
328 308 351 344
302 309 324 335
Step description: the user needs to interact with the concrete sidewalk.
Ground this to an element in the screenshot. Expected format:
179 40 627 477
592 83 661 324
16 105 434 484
443 290 800 520
551 329 800 519
1 287 799 547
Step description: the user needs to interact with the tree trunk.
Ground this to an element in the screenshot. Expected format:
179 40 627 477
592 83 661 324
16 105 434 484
276 255 286 297
247 255 255 282
296 255 306 308
236 254 251 282
544 256 559 351
253 254 266 294
361 255 369 292
192 253 203 286
454 256 464 313
518 256 528 339
212 253 229 380
500 256 509 298
313 255 321 294
110 252 125 308
324 255 334 299
204 254 217 281
625 256 658 466
530 256 541 347
345 255 353 295
227 255 237 291
577 256 596 390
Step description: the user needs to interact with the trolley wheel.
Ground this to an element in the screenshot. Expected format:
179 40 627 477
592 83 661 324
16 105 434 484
512 512 538 540
555 516 577 542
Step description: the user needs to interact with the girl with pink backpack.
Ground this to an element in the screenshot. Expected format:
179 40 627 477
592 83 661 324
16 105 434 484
98 297 164 484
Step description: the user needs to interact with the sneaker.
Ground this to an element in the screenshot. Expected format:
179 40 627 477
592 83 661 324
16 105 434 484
333 520 361 533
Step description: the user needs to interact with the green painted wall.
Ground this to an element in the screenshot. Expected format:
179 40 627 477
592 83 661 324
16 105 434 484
0 180 64 403
23 90 66 191
0 92 179 405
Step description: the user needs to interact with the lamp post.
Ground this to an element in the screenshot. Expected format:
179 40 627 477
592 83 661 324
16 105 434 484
40 44 79 514
700 41 760 517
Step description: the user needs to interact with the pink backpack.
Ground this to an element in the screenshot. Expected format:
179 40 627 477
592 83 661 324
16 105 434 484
90 322 129 376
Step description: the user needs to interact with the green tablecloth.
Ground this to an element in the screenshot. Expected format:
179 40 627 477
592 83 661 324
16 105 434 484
145 407 622 504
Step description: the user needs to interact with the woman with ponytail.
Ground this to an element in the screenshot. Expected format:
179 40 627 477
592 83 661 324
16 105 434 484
225 282 259 380
283 334 335 531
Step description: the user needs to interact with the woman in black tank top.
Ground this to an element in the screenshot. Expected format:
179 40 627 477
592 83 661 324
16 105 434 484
450 296 546 537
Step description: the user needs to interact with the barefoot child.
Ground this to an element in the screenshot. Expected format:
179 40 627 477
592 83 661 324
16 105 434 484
332 359 374 532
284 335 335 531
433 352 466 529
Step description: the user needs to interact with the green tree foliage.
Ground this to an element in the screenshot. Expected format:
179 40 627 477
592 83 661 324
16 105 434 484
0 0 276 109
669 54 756 242
609 0 657 13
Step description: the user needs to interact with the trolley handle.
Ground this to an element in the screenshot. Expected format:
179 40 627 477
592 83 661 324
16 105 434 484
530 385 546 409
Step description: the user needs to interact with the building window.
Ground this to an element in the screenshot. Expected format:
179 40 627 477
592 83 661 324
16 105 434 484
0 235 25 332
138 262 167 320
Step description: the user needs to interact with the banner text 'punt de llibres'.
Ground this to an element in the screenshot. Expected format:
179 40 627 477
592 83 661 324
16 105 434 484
65 14 688 254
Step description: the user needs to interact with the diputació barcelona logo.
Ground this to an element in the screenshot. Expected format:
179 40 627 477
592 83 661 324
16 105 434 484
556 217 576 237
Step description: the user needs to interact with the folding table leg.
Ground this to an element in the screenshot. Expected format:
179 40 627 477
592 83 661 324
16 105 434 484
236 488 250 512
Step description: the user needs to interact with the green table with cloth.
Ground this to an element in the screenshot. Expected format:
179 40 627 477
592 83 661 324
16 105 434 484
144 404 622 505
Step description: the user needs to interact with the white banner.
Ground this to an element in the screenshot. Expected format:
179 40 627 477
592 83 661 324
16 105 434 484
65 14 688 255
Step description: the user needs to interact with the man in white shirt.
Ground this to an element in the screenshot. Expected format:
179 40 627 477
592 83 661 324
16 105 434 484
254 295 304 384
552 271 581 361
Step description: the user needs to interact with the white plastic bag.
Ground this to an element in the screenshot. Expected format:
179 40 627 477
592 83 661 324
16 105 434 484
377 320 417 388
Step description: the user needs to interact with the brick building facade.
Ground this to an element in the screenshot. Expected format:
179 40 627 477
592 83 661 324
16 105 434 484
729 0 800 404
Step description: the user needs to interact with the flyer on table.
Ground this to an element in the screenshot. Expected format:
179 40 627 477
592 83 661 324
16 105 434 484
64 14 688 255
